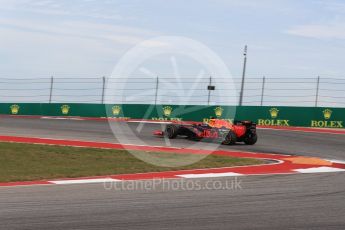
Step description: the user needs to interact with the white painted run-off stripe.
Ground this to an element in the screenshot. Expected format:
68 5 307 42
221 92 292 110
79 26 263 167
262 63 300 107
326 159 345 164
50 178 121 185
127 121 172 124
294 167 345 173
177 172 243 178
41 117 84 121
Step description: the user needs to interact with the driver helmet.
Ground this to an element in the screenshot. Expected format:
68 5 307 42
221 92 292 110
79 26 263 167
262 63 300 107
208 117 216 127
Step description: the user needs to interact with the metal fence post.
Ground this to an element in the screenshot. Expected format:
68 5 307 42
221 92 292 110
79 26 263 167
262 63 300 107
315 76 320 107
260 76 266 106
154 76 159 105
207 76 212 105
49 76 54 103
239 45 248 106
101 76 106 104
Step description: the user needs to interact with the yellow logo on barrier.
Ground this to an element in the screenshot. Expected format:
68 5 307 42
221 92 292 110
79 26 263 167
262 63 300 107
214 106 224 118
269 108 279 118
163 106 173 117
257 108 290 126
311 109 342 128
10 104 20 115
151 106 181 121
322 109 332 120
112 105 121 116
61 105 70 115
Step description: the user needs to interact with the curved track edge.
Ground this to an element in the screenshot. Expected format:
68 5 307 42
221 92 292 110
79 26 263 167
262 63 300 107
0 135 344 187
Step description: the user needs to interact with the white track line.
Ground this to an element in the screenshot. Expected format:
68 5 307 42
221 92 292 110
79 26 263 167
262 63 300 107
258 127 345 135
294 167 345 173
127 120 172 124
326 159 345 164
50 178 121 185
177 172 243 178
41 117 84 121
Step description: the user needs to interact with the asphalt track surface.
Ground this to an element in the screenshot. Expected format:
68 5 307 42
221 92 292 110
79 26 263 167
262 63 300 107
0 117 345 230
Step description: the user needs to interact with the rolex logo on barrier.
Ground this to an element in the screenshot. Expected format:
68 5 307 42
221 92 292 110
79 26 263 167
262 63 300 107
214 106 224 118
112 105 121 116
10 104 20 115
311 109 343 128
257 108 290 126
269 108 279 119
163 106 173 117
152 106 182 121
61 105 70 115
322 109 332 120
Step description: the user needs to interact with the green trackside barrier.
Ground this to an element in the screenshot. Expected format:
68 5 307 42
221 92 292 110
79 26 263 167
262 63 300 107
0 103 43 116
236 106 344 128
1 103 344 128
106 104 237 122
0 103 107 117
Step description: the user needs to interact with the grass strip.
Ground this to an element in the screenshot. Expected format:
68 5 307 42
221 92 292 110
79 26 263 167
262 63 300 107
0 142 264 182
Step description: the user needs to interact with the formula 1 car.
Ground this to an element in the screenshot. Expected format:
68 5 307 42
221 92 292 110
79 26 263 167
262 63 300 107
153 119 258 145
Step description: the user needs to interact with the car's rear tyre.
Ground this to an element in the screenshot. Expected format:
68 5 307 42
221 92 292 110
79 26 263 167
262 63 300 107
244 134 258 145
165 124 179 139
222 131 237 145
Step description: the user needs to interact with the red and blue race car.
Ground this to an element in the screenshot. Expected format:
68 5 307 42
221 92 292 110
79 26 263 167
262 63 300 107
154 119 258 145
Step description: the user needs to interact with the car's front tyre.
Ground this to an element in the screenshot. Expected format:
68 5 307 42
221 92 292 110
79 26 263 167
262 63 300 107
165 124 179 139
222 130 237 145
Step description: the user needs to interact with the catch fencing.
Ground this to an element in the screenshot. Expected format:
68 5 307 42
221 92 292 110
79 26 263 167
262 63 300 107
0 76 344 107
